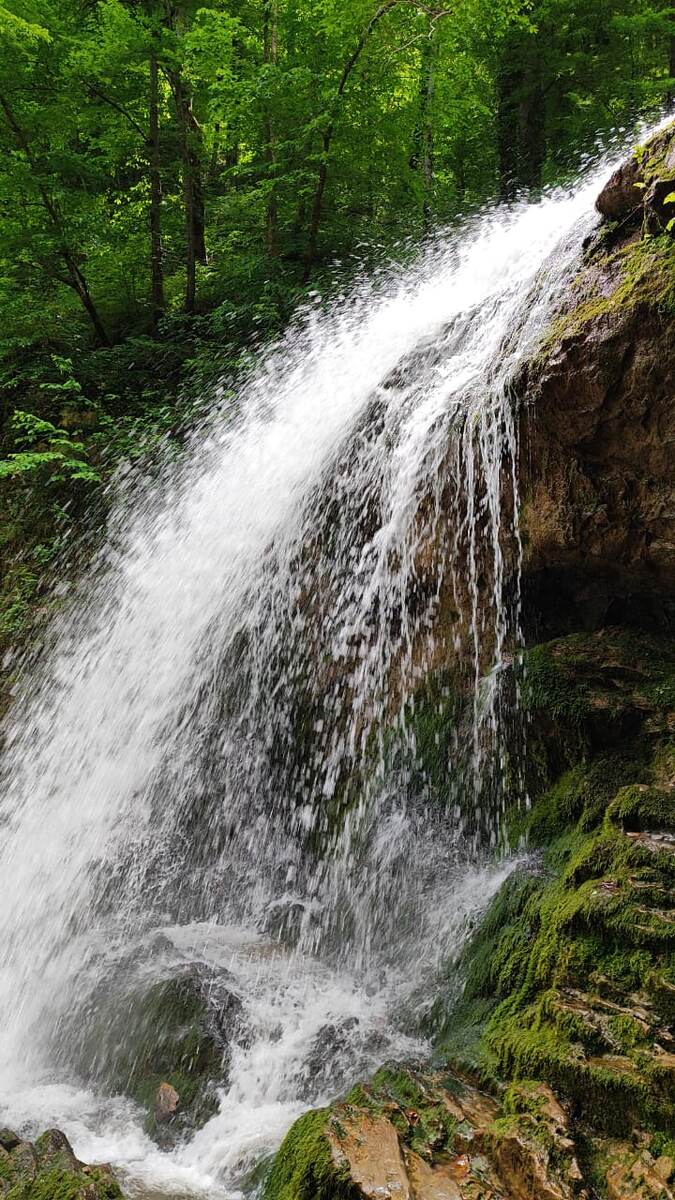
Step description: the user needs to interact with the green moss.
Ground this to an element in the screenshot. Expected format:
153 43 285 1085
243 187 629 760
263 1109 358 1200
606 785 674 832
431 866 544 1069
606 1014 651 1053
0 1149 16 1184
83 968 226 1139
366 1067 457 1158
525 768 587 844
600 948 654 990
3 1166 121 1200
643 674 675 712
396 670 461 802
650 1131 675 1161
501 1079 550 1118
634 127 675 184
437 629 675 1139
543 234 675 351
522 641 592 726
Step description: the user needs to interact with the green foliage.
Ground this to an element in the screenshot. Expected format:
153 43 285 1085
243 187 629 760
0 410 99 485
0 0 670 358
0 0 671 659
0 2 667 667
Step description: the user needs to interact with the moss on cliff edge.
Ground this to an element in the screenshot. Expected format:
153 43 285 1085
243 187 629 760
542 122 675 350
436 628 675 1139
544 233 675 349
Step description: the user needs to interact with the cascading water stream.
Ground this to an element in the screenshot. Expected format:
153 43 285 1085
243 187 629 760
0 139 645 1197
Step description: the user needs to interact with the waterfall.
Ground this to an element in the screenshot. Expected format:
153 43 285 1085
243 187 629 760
0 156 620 1196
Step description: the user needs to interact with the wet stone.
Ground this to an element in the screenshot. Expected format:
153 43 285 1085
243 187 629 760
155 1081 180 1124
0 1128 122 1199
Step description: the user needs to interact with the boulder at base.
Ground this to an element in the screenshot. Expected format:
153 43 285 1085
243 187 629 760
264 1067 587 1200
75 958 248 1146
0 1127 121 1199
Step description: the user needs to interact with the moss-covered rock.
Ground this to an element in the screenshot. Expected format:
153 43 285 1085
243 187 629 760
263 1067 589 1200
0 1127 121 1199
596 122 675 233
75 960 246 1145
436 629 674 1133
263 1107 359 1200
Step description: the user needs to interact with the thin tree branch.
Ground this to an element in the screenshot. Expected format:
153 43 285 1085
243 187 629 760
302 0 453 280
84 82 147 140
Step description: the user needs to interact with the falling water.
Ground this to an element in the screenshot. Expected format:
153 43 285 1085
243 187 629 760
0 145 632 1196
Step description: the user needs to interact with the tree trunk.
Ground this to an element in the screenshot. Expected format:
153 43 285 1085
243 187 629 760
302 0 399 282
497 55 522 201
420 33 435 230
0 92 111 347
67 260 112 348
263 0 279 256
409 30 435 229
149 47 165 330
518 58 545 190
168 68 206 313
303 132 331 283
496 33 545 198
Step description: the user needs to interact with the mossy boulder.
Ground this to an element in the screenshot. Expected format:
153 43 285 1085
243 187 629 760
263 1067 588 1200
76 960 247 1145
0 1127 121 1199
120 963 247 1142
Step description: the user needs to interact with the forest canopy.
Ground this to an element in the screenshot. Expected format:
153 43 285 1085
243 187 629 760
0 0 673 655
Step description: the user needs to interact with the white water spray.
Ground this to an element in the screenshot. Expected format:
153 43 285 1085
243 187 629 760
0 140 638 1196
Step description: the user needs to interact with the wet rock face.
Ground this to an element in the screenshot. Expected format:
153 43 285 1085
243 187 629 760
295 1018 390 1101
606 1141 675 1199
595 156 644 222
519 120 675 639
0 1127 121 1199
521 300 675 635
266 625 675 1200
